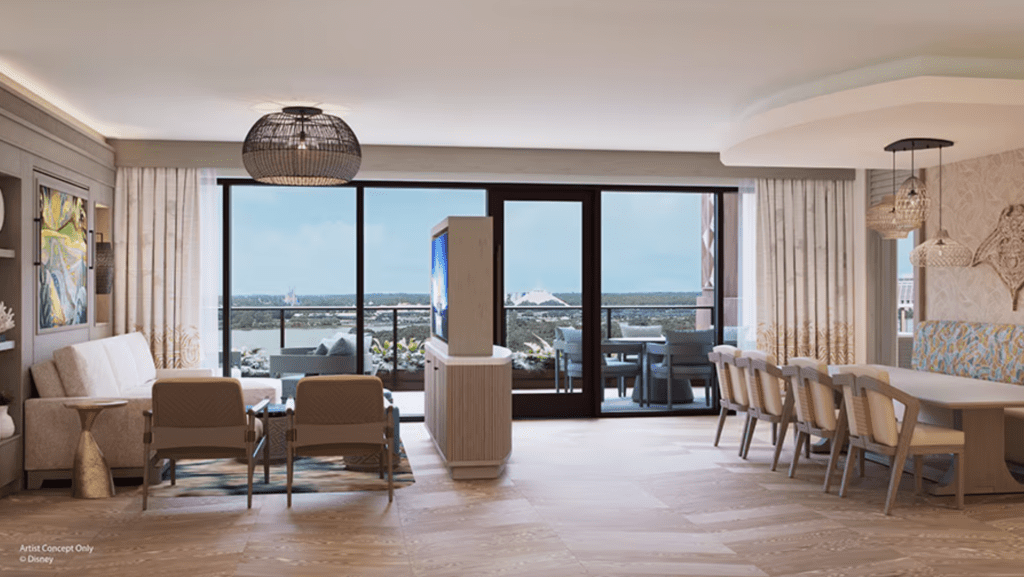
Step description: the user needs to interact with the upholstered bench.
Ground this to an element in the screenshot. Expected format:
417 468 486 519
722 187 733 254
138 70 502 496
912 320 1024 463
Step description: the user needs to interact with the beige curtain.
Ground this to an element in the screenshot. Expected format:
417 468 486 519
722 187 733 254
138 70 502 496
756 179 855 364
114 168 201 368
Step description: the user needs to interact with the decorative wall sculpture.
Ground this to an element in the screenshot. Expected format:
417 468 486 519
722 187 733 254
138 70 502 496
973 204 1024 310
38 182 88 330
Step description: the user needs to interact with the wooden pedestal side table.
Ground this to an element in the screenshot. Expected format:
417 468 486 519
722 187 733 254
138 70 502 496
63 399 127 498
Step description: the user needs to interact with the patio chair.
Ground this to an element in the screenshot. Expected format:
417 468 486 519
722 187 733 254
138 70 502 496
645 329 716 408
832 366 964 515
286 375 396 505
142 377 269 510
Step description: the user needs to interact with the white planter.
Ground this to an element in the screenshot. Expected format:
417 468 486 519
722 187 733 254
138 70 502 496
0 405 14 439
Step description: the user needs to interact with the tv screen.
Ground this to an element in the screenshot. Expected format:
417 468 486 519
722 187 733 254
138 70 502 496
431 230 449 342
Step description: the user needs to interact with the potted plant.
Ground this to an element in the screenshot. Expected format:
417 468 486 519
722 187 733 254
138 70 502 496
0 391 13 440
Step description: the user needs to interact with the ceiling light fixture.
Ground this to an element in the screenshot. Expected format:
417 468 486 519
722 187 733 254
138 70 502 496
242 106 361 186
909 140 972 267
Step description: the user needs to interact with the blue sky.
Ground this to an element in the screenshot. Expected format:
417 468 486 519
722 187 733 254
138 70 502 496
229 186 705 295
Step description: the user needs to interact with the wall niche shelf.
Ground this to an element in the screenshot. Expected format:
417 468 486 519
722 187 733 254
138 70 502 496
0 341 13 352
0 248 13 259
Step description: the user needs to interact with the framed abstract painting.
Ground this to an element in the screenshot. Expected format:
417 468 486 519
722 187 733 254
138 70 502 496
36 174 89 332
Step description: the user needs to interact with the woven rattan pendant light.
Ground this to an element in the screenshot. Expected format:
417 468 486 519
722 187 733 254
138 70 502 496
242 106 361 186
909 142 972 267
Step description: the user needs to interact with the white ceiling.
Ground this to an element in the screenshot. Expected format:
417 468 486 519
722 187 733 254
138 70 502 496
5 0 1024 168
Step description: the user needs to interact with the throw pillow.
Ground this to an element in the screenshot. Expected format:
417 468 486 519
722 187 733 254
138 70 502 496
620 323 662 338
327 334 353 356
313 341 329 355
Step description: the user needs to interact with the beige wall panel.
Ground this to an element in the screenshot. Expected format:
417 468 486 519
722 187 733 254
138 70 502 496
923 148 1024 324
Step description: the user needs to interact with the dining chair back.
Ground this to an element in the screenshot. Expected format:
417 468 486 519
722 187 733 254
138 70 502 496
708 345 751 453
781 357 847 491
833 365 965 514
737 350 794 470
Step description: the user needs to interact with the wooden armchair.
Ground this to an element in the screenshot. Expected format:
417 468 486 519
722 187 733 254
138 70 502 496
736 351 794 470
708 345 751 454
781 357 848 492
833 366 965 515
142 378 270 510
286 375 396 505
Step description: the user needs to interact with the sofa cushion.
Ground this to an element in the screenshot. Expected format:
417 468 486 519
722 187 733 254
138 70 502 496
30 361 65 398
620 323 662 338
327 334 353 356
123 332 158 383
102 338 142 394
54 340 119 398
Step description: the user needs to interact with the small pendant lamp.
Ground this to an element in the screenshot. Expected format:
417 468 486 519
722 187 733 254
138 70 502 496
909 141 972 267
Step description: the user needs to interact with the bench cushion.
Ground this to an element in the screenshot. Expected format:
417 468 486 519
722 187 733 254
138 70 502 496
913 320 1024 385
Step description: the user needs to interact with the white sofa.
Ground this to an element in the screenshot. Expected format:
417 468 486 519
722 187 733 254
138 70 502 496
25 332 281 488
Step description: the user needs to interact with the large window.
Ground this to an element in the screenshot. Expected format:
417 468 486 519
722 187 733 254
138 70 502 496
216 181 737 420
364 188 486 417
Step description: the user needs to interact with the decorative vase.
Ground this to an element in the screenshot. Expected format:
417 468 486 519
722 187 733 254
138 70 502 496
0 405 13 439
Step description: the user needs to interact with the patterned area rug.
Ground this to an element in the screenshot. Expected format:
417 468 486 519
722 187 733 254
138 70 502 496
146 450 414 498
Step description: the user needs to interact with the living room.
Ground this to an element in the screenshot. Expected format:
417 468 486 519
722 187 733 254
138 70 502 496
3 2 1024 575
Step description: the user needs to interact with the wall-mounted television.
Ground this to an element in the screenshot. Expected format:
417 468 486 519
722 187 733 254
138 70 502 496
431 229 449 342
429 217 493 356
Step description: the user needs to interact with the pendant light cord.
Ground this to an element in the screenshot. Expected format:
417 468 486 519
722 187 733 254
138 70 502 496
938 146 943 230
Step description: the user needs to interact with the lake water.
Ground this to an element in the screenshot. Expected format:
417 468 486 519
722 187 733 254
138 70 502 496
230 327 355 353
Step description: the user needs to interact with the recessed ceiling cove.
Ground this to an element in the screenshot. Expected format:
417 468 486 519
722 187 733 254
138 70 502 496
721 57 1024 168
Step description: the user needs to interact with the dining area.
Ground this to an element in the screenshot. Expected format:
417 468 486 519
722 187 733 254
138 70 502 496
551 323 722 412
706 319 1024 514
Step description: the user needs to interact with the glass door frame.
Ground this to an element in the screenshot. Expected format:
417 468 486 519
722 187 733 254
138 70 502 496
488 185 600 418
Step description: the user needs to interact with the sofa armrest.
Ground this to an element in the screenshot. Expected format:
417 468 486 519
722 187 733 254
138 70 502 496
155 368 215 379
269 354 355 377
25 396 153 471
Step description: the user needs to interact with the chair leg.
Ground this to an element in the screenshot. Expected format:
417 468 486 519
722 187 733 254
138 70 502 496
742 416 758 459
823 427 846 494
884 446 912 516
789 432 806 478
287 446 294 507
913 455 924 495
771 404 794 472
387 442 394 503
142 453 150 511
955 450 965 510
839 446 859 498
246 457 255 510
738 413 751 457
859 447 866 478
713 406 728 447
771 422 778 446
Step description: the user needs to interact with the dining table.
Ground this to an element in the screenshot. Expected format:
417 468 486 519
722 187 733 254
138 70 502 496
830 364 1024 496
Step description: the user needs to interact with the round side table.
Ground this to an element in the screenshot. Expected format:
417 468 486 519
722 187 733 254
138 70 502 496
63 399 127 499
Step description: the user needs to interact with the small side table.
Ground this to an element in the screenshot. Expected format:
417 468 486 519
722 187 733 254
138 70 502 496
63 399 127 499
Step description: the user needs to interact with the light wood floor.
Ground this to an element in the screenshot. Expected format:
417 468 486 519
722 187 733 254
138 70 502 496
2 416 1024 576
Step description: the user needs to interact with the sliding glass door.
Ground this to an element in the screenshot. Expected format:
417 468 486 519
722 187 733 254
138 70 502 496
489 187 598 418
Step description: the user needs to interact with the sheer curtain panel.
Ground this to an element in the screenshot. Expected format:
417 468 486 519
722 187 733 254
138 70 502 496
114 167 204 368
756 179 855 364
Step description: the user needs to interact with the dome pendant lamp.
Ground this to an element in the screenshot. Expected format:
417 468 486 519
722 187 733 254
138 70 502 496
242 106 361 186
908 141 972 267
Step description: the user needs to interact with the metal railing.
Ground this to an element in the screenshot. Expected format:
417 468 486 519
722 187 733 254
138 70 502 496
221 303 717 390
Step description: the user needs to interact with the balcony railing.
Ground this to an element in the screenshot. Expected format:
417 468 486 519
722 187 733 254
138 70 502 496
220 303 716 391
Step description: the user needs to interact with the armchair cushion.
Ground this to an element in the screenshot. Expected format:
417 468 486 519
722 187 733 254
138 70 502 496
620 323 662 338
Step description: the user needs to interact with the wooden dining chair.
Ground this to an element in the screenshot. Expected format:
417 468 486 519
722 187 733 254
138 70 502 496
708 345 750 454
737 350 794 470
832 365 965 515
781 357 848 492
